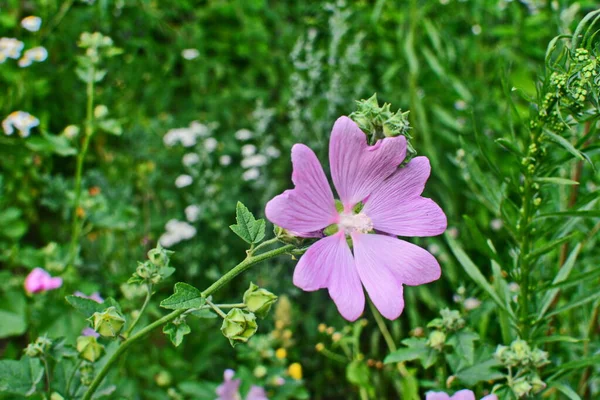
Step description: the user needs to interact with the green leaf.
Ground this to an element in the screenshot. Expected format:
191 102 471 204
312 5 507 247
189 309 217 319
548 355 600 375
455 358 504 386
527 232 581 261
346 360 371 388
495 137 522 156
25 134 77 156
385 338 438 369
229 202 266 244
538 244 582 319
160 282 205 310
534 177 580 186
65 296 120 318
0 357 44 396
544 291 600 319
549 383 582 400
0 290 27 338
447 331 479 365
536 210 600 219
163 321 191 347
446 234 514 318
543 129 593 167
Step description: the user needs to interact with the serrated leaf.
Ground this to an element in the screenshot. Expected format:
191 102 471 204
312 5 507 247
385 338 438 369
455 358 504 386
229 202 266 244
163 321 191 347
447 331 479 365
160 282 205 310
0 357 44 396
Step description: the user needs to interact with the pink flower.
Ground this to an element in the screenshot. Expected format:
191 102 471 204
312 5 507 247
426 390 498 400
24 268 63 294
216 370 268 400
266 116 446 321
74 291 104 303
82 327 100 338
246 386 268 400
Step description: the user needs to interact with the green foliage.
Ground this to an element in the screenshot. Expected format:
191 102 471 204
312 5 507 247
229 202 266 244
0 357 44 396
160 282 205 310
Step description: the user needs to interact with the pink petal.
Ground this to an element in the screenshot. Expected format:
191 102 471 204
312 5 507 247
266 144 337 233
43 277 63 291
450 390 476 400
426 392 452 400
481 395 498 400
352 233 405 320
363 157 447 237
329 116 406 210
246 386 268 400
293 233 364 321
24 268 51 294
351 232 440 286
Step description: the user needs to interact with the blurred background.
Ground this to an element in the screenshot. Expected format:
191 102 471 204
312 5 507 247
1 0 598 399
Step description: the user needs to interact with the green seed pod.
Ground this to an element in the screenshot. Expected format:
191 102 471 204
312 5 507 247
243 283 278 319
221 308 258 347
88 306 126 338
511 377 532 398
427 330 446 351
76 336 104 362
147 244 173 268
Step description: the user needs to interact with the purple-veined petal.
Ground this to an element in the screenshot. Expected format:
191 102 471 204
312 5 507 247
352 233 405 320
293 232 364 321
266 144 337 233
426 392 452 400
451 390 477 400
352 233 440 286
363 157 447 237
329 116 406 210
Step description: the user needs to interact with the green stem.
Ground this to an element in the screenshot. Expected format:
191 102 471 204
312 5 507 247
318 347 348 363
123 284 152 337
65 358 83 396
250 237 280 255
82 243 294 400
69 69 96 267
206 299 227 318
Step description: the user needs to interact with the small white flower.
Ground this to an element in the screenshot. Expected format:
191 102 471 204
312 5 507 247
508 282 520 293
18 57 32 68
234 129 253 141
491 218 503 231
241 154 267 169
160 219 197 247
241 144 256 157
464 297 482 310
219 155 232 166
2 111 40 137
21 16 42 32
204 137 218 152
454 100 467 111
189 121 209 137
242 168 260 181
94 104 109 119
181 48 200 60
427 243 441 256
0 37 24 60
175 174 193 188
164 128 197 147
472 24 482 35
182 153 200 166
447 226 459 239
185 205 201 222
63 125 80 139
265 146 281 158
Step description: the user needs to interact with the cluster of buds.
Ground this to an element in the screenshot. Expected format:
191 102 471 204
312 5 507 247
243 282 278 319
129 244 175 285
349 94 413 156
495 339 549 398
221 308 258 347
76 32 122 84
88 306 126 338
428 308 465 332
24 336 53 358
76 335 104 362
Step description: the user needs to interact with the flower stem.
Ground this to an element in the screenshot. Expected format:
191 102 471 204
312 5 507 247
82 243 294 400
206 299 227 318
123 284 153 337
68 69 95 267
250 237 280 255
65 358 83 396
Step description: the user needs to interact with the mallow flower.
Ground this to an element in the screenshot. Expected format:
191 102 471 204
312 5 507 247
266 116 446 321
216 369 268 400
24 268 62 294
426 389 498 400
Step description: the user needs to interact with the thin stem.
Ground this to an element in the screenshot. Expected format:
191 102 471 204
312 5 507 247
214 303 246 309
65 359 83 396
318 347 348 363
42 356 51 393
359 387 369 400
69 70 96 267
82 243 294 400
206 299 227 318
123 284 153 337
250 237 280 255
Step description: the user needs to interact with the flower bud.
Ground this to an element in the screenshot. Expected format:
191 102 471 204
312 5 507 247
243 282 278 318
147 244 173 268
221 308 258 347
136 261 154 279
510 339 531 363
440 308 465 331
530 375 547 393
76 335 104 362
50 393 65 400
530 348 549 367
155 370 172 387
427 330 446 351
510 377 532 398
88 306 126 338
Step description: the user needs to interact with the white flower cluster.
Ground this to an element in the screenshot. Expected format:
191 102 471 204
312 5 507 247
236 130 281 182
163 121 211 147
185 205 201 222
0 38 24 63
175 174 193 188
2 111 40 137
21 16 42 32
181 48 199 60
18 46 48 68
159 219 197 248
1 17 47 67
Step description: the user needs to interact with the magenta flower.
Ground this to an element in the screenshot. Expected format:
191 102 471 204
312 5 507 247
74 291 104 303
24 268 62 294
426 390 498 400
82 327 100 338
216 369 269 400
246 386 268 400
266 116 446 321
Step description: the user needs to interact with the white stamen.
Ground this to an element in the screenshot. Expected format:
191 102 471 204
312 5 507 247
338 212 373 234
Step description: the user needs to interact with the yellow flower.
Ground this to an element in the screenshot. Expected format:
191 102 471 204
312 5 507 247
288 362 302 380
275 348 287 359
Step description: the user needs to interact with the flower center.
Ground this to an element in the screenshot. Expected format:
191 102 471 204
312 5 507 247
338 212 373 234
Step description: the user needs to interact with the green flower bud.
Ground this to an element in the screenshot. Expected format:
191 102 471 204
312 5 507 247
24 336 53 358
221 308 258 347
510 339 531 363
88 306 126 338
50 393 65 400
440 308 465 331
147 244 173 268
274 225 311 246
243 282 278 318
530 375 546 393
80 364 94 386
254 365 268 378
155 370 172 387
76 336 104 362
530 348 549 367
24 343 42 358
136 261 154 279
427 330 446 351
510 377 532 398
